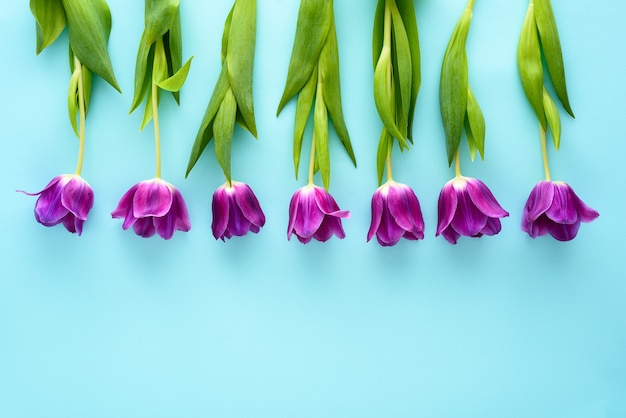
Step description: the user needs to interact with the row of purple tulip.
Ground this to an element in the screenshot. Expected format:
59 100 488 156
18 171 599 245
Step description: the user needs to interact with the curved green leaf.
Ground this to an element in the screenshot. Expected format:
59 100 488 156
517 2 546 130
320 17 356 167
68 67 80 137
186 64 231 176
543 88 561 150
144 0 180 45
294 66 318 179
165 9 183 104
534 0 573 117
374 49 406 146
389 0 412 126
214 88 238 183
221 5 234 63
466 86 485 161
156 56 193 92
314 85 330 191
372 0 385 69
396 0 421 142
30 0 67 54
277 0 333 115
440 8 471 166
376 129 391 186
62 0 120 91
227 0 257 138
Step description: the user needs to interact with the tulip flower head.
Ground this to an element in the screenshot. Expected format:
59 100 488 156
18 174 94 236
367 181 425 246
111 178 191 240
436 176 509 245
522 180 598 241
212 181 266 241
287 185 350 244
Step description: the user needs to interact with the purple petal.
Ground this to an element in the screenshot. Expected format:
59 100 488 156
155 187 191 239
313 186 350 218
366 188 385 242
450 187 488 236
548 220 581 242
313 216 346 242
61 176 94 220
375 204 405 246
524 214 551 238
436 180 458 236
34 177 69 225
233 182 266 227
227 193 253 237
133 217 156 238
545 182 579 224
565 183 600 223
522 181 555 222
61 213 78 234
212 187 230 240
387 183 425 236
441 225 461 245
133 179 173 218
466 178 509 218
112 183 140 229
293 187 325 239
287 189 301 240
481 217 502 236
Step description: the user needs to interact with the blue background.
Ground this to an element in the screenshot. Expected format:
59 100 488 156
1 1 625 417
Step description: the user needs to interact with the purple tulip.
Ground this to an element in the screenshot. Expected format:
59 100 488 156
212 181 266 241
287 184 350 244
436 176 509 244
367 181 425 246
522 180 599 241
18 174 94 235
111 178 191 240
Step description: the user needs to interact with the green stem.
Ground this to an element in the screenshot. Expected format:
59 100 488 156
455 149 462 177
307 131 316 186
151 82 162 179
384 1 394 183
74 57 86 176
467 0 476 10
540 124 551 181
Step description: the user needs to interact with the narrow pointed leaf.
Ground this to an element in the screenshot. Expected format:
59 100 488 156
376 129 391 186
314 87 330 191
227 0 257 138
543 88 561 150
221 5 234 63
374 50 406 146
534 0 574 117
372 0 385 69
440 9 471 166
320 17 356 167
156 56 193 92
186 64 231 176
140 85 158 131
389 0 412 124
464 116 477 161
130 34 154 114
62 0 120 91
214 89 238 183
82 66 92 116
68 68 80 137
165 10 183 104
152 37 169 84
293 66 318 179
517 3 546 129
277 0 333 115
466 86 485 160
30 0 67 54
396 0 421 142
144 0 180 45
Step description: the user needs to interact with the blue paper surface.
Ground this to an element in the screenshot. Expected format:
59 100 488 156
1 1 624 417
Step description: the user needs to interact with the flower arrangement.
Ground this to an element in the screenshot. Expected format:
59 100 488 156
185 0 266 241
277 0 356 244
436 0 509 244
517 0 598 241
111 0 193 239
20 0 121 235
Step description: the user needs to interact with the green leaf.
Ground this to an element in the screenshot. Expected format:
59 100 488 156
214 88 238 183
165 9 183 104
68 67 80 138
376 129 391 186
465 86 485 160
374 49 406 147
144 0 180 45
69 48 92 116
30 0 67 54
314 85 330 191
152 37 169 84
372 0 385 69
440 8 471 166
226 0 257 138
534 0 574 117
140 84 159 131
156 56 193 92
543 88 561 150
517 2 546 129
186 63 230 176
293 66 318 179
396 0 421 142
389 0 412 127
62 0 120 91
221 5 234 63
277 0 333 115
130 33 154 114
319 16 356 167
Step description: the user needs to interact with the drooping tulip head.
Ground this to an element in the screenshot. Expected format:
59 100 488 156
436 176 509 244
18 174 94 235
287 185 350 244
521 180 599 241
367 181 425 246
212 181 266 241
111 178 191 240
